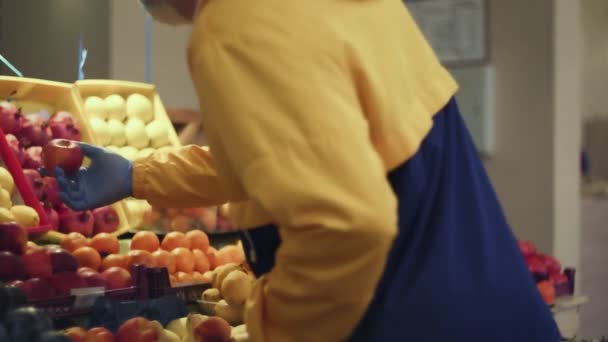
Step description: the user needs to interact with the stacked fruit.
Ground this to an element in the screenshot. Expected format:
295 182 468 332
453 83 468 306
0 98 121 234
167 314 247 342
0 285 69 342
128 230 245 287
518 240 570 305
200 263 255 326
82 93 172 161
0 166 41 229
139 205 222 234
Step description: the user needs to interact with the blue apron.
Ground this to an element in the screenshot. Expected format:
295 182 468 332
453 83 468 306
239 98 561 341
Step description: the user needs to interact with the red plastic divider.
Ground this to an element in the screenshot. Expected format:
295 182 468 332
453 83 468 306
0 127 51 234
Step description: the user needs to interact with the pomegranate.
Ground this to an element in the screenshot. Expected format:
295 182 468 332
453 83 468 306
23 169 44 200
41 139 84 176
49 122 81 141
0 101 22 134
41 177 62 208
93 206 120 234
49 111 79 129
42 202 59 229
5 134 25 165
23 146 43 169
19 115 51 147
59 210 94 237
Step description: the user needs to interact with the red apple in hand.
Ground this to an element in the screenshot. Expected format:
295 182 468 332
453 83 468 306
42 139 83 176
115 317 158 342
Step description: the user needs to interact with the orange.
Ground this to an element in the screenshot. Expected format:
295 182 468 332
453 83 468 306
89 233 120 255
169 215 192 233
130 231 160 252
127 250 155 269
171 247 195 273
192 249 210 273
73 246 102 271
101 254 128 271
186 230 210 252
206 247 218 270
151 249 176 274
219 245 246 264
61 232 89 252
191 271 208 284
169 274 177 287
175 271 193 285
161 232 190 251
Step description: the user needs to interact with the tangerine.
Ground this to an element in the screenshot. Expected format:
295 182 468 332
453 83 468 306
60 232 89 252
73 246 102 271
172 247 195 273
130 231 160 252
186 230 210 252
151 249 176 274
101 254 128 271
192 249 210 273
161 232 190 251
127 250 155 269
89 233 120 255
175 271 193 284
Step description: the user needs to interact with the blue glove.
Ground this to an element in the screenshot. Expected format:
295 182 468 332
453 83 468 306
44 143 133 210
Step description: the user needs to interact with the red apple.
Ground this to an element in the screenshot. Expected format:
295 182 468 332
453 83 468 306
93 206 120 234
60 210 94 237
79 270 107 288
193 317 231 342
0 251 26 281
23 146 43 169
85 327 114 342
47 247 79 273
115 317 158 342
65 327 88 342
0 222 28 255
25 277 56 300
23 248 53 278
51 271 87 296
41 139 83 176
5 134 25 165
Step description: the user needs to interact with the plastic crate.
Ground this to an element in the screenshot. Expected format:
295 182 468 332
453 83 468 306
146 266 210 303
0 76 129 235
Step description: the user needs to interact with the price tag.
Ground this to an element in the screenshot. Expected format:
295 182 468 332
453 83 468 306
71 287 106 310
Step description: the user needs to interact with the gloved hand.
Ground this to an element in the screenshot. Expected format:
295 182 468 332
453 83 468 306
40 143 133 210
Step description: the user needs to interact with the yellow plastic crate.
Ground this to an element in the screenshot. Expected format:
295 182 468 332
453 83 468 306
0 76 130 235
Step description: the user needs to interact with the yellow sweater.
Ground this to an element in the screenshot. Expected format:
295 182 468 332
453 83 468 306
132 0 458 340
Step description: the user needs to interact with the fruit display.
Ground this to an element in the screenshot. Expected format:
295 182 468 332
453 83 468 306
0 76 129 234
199 263 255 326
0 164 41 230
518 239 574 305
129 230 245 287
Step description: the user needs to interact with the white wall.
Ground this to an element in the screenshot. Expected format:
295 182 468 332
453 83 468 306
582 0 608 120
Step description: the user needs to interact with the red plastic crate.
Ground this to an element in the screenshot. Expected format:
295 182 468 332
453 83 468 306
0 126 51 234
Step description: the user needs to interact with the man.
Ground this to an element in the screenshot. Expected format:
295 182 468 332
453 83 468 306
54 0 561 340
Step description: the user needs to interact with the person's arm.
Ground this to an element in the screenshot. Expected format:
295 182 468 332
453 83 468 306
131 145 243 208
190 32 398 341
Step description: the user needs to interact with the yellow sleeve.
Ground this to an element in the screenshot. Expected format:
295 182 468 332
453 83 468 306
190 34 398 341
131 145 242 208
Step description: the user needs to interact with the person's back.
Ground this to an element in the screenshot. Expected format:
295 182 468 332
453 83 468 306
188 0 562 340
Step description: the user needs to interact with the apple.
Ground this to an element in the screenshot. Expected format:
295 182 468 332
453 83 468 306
193 317 231 342
125 118 149 148
0 188 12 208
42 139 84 176
0 222 28 255
59 210 94 237
79 270 107 288
5 134 25 166
23 146 43 169
116 317 158 342
51 271 87 296
0 101 22 134
0 207 15 224
25 277 56 300
10 205 40 228
107 119 126 146
86 327 114 342
145 120 169 148
126 94 153 123
23 248 53 278
105 94 127 121
518 240 537 258
119 146 139 161
47 248 79 273
90 118 111 146
19 115 51 147
101 267 132 290
84 96 106 120
0 251 26 281
0 167 15 194
92 206 120 234
64 327 88 342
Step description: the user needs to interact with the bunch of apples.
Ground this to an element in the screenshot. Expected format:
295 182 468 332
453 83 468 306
518 240 570 305
127 230 245 288
82 93 172 162
0 166 40 229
